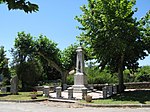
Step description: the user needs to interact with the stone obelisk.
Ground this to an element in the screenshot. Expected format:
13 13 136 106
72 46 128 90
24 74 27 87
72 46 87 92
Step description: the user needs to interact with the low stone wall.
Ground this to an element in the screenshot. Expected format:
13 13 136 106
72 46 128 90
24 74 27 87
34 86 54 91
124 82 150 89
34 82 150 92
89 82 150 90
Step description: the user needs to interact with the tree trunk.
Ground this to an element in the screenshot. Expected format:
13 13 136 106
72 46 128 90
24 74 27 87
61 71 68 90
118 54 125 93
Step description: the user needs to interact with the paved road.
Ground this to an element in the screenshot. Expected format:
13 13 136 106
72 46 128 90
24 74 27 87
0 101 149 112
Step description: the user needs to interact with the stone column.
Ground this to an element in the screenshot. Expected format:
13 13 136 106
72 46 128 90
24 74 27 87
56 87 62 98
43 86 50 97
73 46 87 92
68 87 73 100
82 88 87 100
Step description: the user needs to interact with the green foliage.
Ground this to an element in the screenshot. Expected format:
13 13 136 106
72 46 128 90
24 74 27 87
66 67 118 85
0 46 10 86
66 74 74 85
0 0 38 13
139 10 150 53
15 58 43 91
11 32 43 90
61 44 78 70
11 32 35 64
76 0 150 92
123 69 135 82
134 66 150 82
85 67 118 84
11 32 78 89
35 35 61 66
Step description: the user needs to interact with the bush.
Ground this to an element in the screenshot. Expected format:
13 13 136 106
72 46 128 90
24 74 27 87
66 66 150 85
85 67 118 84
66 74 74 85
123 69 135 82
134 66 150 82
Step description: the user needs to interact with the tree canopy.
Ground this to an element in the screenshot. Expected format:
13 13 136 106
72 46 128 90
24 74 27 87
0 46 10 86
76 0 150 92
0 0 38 13
11 32 78 90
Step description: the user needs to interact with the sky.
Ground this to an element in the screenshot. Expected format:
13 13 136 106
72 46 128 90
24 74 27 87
0 0 150 66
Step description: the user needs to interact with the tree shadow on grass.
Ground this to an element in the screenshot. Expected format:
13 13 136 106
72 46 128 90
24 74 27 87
112 90 150 104
0 93 11 97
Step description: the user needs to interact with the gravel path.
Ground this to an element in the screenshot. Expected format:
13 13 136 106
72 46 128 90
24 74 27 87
0 101 149 112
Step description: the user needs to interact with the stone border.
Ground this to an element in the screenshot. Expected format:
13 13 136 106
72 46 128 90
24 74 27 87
49 98 76 103
0 99 48 103
49 98 150 108
77 102 150 108
0 98 150 108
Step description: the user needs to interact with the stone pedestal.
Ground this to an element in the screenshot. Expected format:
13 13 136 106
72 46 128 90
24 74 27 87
113 84 117 95
53 83 58 92
74 73 87 85
108 85 113 96
43 86 50 97
73 73 87 92
102 87 107 99
68 87 73 100
56 87 62 98
82 88 87 100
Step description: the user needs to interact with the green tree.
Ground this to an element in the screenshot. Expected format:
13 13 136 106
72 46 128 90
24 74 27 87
0 0 38 13
35 35 62 82
35 36 78 86
76 0 150 92
11 32 43 90
135 66 150 82
61 44 78 83
11 32 78 89
0 46 10 86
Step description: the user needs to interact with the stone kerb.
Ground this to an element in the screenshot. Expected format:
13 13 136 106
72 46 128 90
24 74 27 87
56 87 62 98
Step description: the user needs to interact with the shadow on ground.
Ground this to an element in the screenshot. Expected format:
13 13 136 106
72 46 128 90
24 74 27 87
0 93 11 97
112 90 150 104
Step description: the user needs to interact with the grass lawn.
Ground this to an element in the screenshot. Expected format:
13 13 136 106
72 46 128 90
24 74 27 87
0 91 47 101
82 90 150 104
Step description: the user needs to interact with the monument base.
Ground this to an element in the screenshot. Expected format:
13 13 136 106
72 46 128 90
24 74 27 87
72 85 87 93
74 73 87 85
72 72 88 93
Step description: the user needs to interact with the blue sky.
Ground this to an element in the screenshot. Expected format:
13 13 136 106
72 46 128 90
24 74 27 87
0 0 150 66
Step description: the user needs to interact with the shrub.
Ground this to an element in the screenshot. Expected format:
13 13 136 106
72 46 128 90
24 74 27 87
66 74 74 85
85 67 118 84
134 66 150 82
